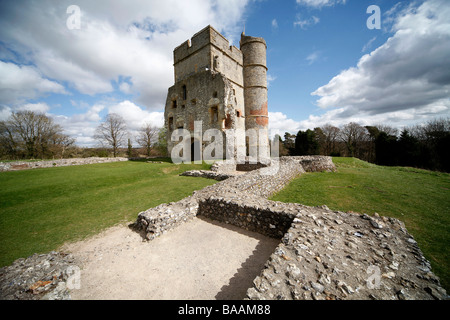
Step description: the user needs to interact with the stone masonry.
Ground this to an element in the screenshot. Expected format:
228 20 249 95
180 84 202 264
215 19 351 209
134 156 448 300
0 157 128 172
164 25 270 162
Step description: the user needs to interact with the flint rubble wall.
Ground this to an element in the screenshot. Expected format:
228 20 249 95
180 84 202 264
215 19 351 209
0 157 128 172
135 156 447 300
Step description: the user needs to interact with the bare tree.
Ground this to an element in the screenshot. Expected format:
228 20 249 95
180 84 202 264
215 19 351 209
136 123 158 156
321 124 340 156
374 124 398 137
94 113 127 157
339 122 369 158
0 110 73 159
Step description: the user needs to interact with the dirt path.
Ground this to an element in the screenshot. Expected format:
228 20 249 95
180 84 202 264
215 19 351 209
62 217 279 300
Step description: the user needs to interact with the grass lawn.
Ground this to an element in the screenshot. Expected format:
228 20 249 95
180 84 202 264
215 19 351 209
0 160 216 267
271 157 450 291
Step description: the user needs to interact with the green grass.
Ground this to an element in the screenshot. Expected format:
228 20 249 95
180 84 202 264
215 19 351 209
0 160 216 267
271 157 450 291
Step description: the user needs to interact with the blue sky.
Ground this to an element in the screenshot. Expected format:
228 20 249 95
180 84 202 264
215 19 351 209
1 0 449 146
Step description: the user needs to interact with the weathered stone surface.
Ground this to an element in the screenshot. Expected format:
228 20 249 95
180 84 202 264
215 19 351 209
180 169 235 181
0 157 128 172
246 205 447 300
0 251 78 300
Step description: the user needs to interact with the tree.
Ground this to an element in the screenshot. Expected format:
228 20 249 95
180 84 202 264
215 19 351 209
136 123 159 157
313 127 326 155
276 134 290 156
419 118 450 171
0 110 74 159
320 124 340 156
295 129 319 155
154 127 168 156
339 122 369 158
94 113 127 157
398 129 420 167
127 138 133 158
375 131 398 166
283 132 296 155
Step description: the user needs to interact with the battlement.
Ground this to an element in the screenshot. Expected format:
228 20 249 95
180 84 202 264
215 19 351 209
173 25 243 66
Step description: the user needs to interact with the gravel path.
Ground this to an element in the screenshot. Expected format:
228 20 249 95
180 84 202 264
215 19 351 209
63 217 279 300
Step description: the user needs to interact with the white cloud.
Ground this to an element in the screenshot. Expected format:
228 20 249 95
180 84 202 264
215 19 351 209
0 106 12 121
108 100 164 131
0 61 66 105
294 15 320 29
297 98 450 131
271 19 278 29
306 51 320 65
51 100 164 147
267 74 277 87
296 0 346 8
52 104 106 147
17 102 51 114
268 112 302 138
311 0 450 125
361 36 377 53
0 0 250 109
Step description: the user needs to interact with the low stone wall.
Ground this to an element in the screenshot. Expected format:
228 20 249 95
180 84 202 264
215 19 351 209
284 155 336 172
198 195 296 239
0 157 129 172
134 156 447 300
135 156 323 240
179 170 235 181
134 196 200 241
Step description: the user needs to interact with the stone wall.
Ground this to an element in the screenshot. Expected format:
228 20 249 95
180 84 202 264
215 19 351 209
0 157 129 172
134 156 331 240
198 195 295 239
134 156 447 300
246 205 447 300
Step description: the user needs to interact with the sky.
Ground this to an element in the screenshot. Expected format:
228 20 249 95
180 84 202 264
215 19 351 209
0 0 449 147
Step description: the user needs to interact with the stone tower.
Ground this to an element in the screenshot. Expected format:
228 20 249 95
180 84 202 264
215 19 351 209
240 33 269 160
164 25 269 162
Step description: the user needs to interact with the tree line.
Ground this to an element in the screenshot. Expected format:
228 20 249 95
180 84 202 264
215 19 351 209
0 111 167 160
277 118 450 172
2 111 449 172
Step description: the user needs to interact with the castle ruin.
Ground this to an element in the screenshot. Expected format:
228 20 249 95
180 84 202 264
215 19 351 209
164 25 270 162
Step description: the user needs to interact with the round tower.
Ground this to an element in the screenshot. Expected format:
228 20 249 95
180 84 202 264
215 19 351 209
240 33 269 160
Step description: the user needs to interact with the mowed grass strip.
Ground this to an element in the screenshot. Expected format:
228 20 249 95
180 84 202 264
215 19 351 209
271 157 450 291
0 160 216 267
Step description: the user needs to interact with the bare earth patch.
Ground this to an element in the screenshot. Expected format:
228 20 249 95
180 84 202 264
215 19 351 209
62 217 279 300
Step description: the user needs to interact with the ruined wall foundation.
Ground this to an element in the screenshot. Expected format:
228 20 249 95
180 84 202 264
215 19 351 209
134 156 447 300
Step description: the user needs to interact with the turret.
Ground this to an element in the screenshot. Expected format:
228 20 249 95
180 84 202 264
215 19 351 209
240 33 269 160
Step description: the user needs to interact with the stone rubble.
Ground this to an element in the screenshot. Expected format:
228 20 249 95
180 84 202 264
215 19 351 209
246 205 447 300
0 251 78 300
0 157 128 172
